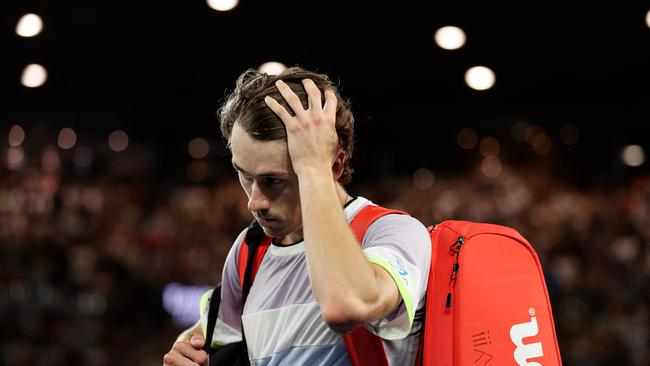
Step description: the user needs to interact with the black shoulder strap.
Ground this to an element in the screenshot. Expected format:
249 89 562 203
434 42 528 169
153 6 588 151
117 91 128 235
203 283 221 353
203 220 265 363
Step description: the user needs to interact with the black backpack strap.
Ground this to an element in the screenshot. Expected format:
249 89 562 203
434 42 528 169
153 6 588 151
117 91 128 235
203 220 266 365
203 283 221 353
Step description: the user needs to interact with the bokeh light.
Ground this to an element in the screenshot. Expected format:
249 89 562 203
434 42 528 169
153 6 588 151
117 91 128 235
412 168 435 190
21 64 48 88
464 66 495 91
108 130 129 152
7 147 25 170
207 0 238 11
58 128 77 150
434 26 466 50
188 137 209 159
525 124 544 144
622 145 645 167
9 125 25 146
457 128 478 149
479 137 500 157
163 283 210 328
16 13 43 37
258 62 287 76
481 156 502 177
188 161 209 182
531 133 552 155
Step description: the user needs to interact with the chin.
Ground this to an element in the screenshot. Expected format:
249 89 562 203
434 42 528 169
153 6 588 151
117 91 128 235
260 225 284 239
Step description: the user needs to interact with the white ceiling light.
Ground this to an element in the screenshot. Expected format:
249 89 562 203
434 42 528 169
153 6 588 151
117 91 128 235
258 62 287 76
464 66 495 91
21 64 48 88
207 0 238 11
434 26 466 50
16 13 43 37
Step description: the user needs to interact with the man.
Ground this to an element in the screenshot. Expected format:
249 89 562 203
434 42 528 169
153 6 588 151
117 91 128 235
163 67 431 365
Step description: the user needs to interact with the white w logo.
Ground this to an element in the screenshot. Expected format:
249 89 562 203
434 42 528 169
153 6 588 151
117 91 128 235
509 314 544 366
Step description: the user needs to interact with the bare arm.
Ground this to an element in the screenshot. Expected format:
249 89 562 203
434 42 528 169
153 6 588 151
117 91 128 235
264 79 401 333
298 168 402 332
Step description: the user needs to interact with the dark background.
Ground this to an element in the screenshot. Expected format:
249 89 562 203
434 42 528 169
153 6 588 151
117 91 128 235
2 1 650 365
4 0 650 181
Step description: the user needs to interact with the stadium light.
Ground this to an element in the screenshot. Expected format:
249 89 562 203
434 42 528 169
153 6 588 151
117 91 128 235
21 64 47 88
622 145 645 167
258 62 287 75
434 26 466 50
465 66 495 91
207 0 238 12
16 13 43 37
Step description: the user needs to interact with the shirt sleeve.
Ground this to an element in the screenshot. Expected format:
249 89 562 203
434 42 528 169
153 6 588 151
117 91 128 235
360 214 431 340
199 229 247 348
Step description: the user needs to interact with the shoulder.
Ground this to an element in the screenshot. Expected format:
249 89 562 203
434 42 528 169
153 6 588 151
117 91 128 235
359 207 431 259
364 213 429 244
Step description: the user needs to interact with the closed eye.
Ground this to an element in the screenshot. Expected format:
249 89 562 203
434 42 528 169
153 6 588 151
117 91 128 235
266 177 284 186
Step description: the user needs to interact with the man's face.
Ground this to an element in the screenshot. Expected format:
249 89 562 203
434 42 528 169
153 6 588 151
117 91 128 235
230 123 303 244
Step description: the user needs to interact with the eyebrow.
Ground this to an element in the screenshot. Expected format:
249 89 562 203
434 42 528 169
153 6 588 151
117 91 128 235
231 161 289 178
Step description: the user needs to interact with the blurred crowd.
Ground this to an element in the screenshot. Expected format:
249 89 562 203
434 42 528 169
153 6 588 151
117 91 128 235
1 156 648 365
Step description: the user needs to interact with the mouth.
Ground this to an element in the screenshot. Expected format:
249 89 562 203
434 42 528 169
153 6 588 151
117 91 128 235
256 217 277 226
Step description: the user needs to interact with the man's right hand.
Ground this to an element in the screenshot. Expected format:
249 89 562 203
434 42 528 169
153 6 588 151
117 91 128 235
163 331 208 366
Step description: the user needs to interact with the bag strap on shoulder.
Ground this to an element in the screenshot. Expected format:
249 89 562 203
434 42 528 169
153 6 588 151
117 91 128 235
238 221 272 299
344 204 408 366
349 205 408 243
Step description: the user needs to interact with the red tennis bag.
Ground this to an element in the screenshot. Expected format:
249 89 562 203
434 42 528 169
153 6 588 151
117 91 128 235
345 206 562 366
421 219 562 366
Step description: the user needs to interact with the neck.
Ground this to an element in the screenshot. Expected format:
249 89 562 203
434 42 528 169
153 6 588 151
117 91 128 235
336 183 350 206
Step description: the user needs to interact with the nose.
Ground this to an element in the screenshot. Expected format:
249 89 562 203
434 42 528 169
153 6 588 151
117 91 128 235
247 181 270 212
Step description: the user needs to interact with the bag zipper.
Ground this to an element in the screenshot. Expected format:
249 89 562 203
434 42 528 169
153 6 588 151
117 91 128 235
445 235 464 308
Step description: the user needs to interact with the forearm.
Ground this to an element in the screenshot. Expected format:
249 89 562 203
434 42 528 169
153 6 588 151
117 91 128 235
298 167 389 327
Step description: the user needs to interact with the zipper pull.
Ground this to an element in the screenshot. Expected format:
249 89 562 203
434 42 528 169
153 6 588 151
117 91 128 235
449 236 465 254
446 235 465 309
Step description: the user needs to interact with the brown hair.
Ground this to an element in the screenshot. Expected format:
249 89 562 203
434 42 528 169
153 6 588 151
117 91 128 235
219 66 355 184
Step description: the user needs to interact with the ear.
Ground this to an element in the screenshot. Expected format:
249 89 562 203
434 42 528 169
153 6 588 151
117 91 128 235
332 149 346 181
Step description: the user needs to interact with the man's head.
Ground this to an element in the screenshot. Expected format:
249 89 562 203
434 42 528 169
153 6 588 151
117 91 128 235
220 67 355 184
219 67 355 243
